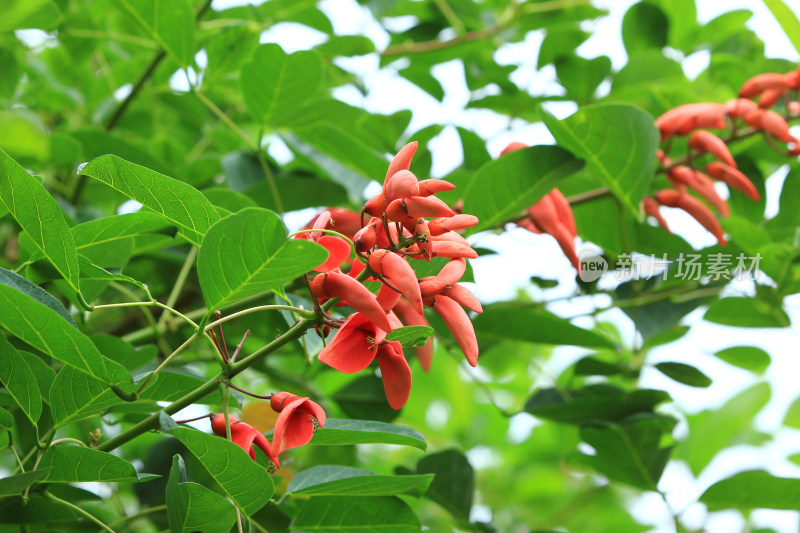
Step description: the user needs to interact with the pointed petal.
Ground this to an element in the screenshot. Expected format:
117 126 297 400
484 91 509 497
253 432 280 467
705 162 760 201
322 272 393 332
430 295 478 366
548 189 577 238
393 298 434 371
314 236 352 272
689 131 737 167
376 341 412 409
436 258 466 286
371 251 423 314
430 241 478 259
442 283 482 313
318 313 380 373
417 179 456 196
385 141 418 182
384 170 419 201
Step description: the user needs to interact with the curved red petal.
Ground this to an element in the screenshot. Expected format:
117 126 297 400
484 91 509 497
314 236 352 272
376 341 412 410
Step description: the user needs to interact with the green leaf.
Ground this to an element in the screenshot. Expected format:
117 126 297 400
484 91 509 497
0 149 81 294
0 109 50 159
622 3 669 52
39 446 147 483
0 406 12 428
0 267 76 327
72 212 175 266
168 427 274 517
332 374 401 423
416 449 473 522
542 103 659 215
78 256 151 296
713 346 771 374
290 496 420 533
197 207 327 310
762 0 800 56
120 0 195 67
555 55 611 103
472 306 614 349
167 455 236 533
701 470 800 511
704 297 790 328
782 394 800 428
525 385 670 425
316 35 376 56
675 382 771 475
462 145 584 232
80 155 221 247
385 326 434 348
0 0 61 31
288 465 433 496
654 362 712 388
241 44 323 126
575 414 676 490
0 335 42 424
0 469 50 496
310 419 426 450
0 283 133 390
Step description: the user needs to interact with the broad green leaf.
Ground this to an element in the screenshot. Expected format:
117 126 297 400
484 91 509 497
202 187 257 212
701 470 800 510
245 177 349 212
762 0 800 55
525 385 670 424
704 297 790 327
91 334 159 371
0 149 81 294
167 455 236 533
461 145 584 232
416 450 473 522
288 466 433 496
204 26 259 86
80 155 221 247
0 283 133 390
782 394 800 429
241 44 323 126
0 335 42 424
78 255 151 296
38 446 149 483
0 406 13 428
675 382 771 475
310 419 426 450
473 306 614 349
197 207 327 310
0 267 76 327
291 496 420 533
385 326 434 348
622 3 668 52
542 103 659 215
72 212 175 266
555 55 612 103
120 0 195 67
654 362 712 388
575 414 676 490
50 369 220 426
0 0 61 31
0 109 50 159
168 427 274 517
0 469 50 496
316 35 376 56
49 366 121 426
332 375 401 423
713 346 770 374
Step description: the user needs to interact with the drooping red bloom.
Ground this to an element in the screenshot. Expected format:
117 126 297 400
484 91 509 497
317 312 387 373
317 313 412 408
270 392 327 455
294 210 352 273
210 413 279 466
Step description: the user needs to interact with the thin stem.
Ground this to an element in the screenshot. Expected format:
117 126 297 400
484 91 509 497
152 301 199 329
230 330 251 363
50 438 88 447
44 491 117 533
227 382 272 400
194 90 259 151
7 434 25 472
434 0 465 34
97 318 313 452
157 247 198 328
258 150 283 215
108 505 167 529
204 304 315 331
175 413 212 424
136 333 199 395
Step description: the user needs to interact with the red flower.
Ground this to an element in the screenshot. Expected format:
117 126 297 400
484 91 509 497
317 313 412 409
270 392 327 455
209 413 279 466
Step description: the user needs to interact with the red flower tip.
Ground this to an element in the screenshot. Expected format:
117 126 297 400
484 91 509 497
209 413 280 467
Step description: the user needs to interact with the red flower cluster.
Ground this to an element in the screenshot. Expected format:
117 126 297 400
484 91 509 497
647 66 800 245
500 142 580 271
302 142 482 409
210 391 325 469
